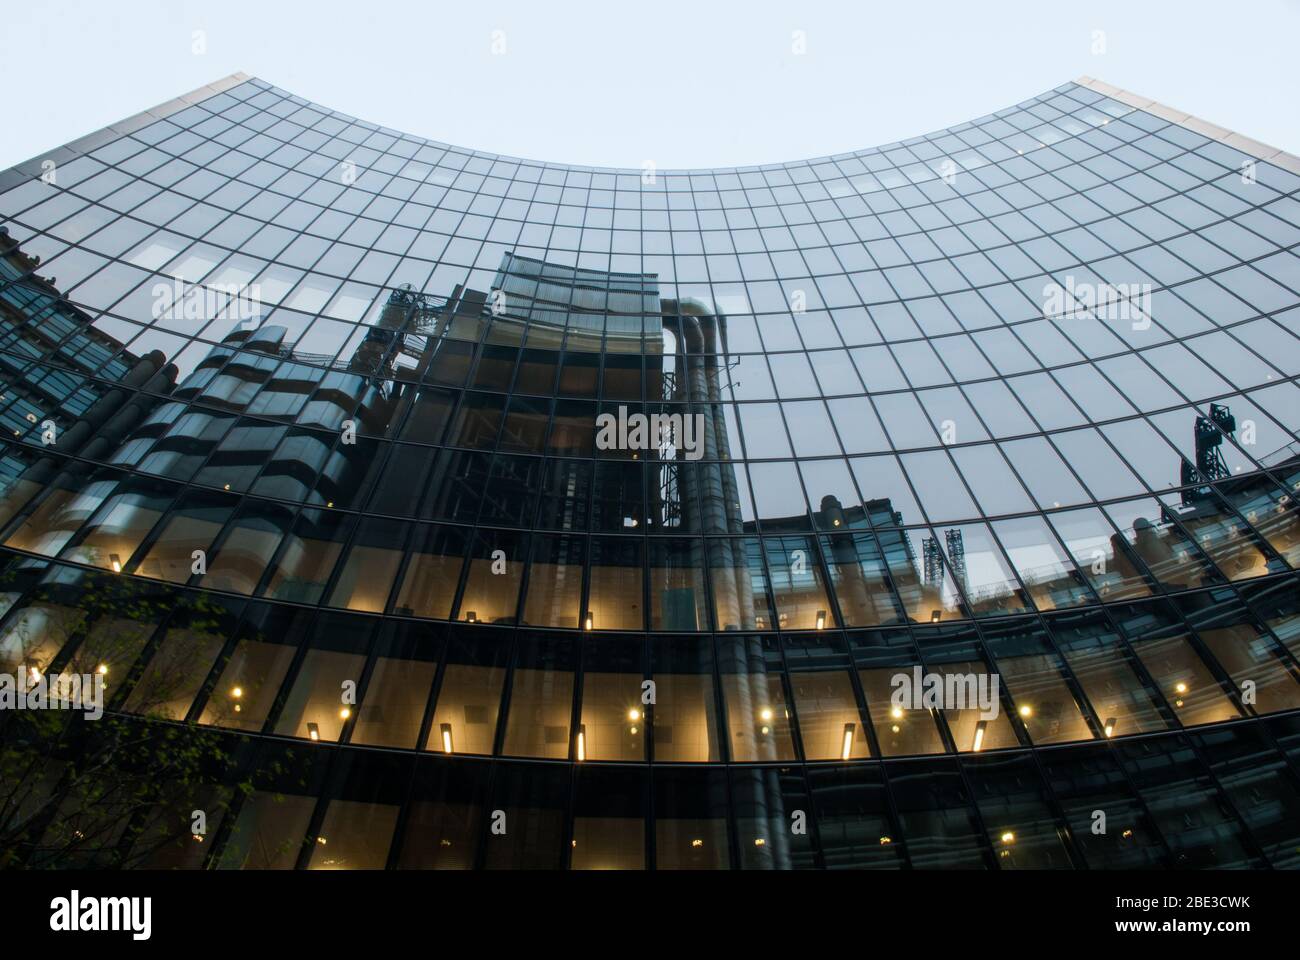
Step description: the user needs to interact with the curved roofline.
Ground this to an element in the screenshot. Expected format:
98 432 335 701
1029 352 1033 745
1075 76 1300 174
4 72 1297 190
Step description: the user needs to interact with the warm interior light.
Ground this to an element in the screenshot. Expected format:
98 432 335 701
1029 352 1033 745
879 836 892 845
583 611 593 631
1103 717 1116 738
930 610 941 623
307 722 320 741
96 663 108 676
841 722 856 760
110 554 122 573
576 724 587 762
231 686 243 699
754 838 766 847
465 611 478 623
815 609 827 630
627 708 640 722
760 708 774 722
972 719 988 752
440 722 454 754
690 839 703 848
1001 831 1015 844
26 661 41 683
1174 682 1188 694
1018 705 1033 718
890 705 904 720
339 707 351 720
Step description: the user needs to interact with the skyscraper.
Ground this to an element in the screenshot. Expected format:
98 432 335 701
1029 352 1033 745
1 73 1298 869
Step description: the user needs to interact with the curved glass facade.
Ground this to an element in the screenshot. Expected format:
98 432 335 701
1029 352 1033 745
2 74 1300 869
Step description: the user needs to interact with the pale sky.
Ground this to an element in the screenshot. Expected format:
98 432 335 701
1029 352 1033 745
3 0 1298 171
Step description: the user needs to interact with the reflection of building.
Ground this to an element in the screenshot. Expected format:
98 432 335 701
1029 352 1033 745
0 226 177 501
2 74 1300 870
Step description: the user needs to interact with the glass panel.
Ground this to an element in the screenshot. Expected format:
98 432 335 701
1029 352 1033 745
427 633 510 756
1122 614 1243 727
274 646 369 743
807 766 903 867
1039 746 1168 869
789 670 871 760
200 501 293 594
59 482 173 571
1052 612 1169 738
858 666 947 757
1224 473 1300 565
652 637 720 762
307 799 398 870
966 754 1073 869
721 670 796 762
654 770 730 870
1197 623 1300 715
1047 507 1152 601
521 534 584 628
890 528 964 623
397 761 488 870
262 509 353 604
391 524 467 619
484 764 568 869
571 767 645 870
587 536 643 631
709 537 774 631
327 517 407 613
1104 499 1218 590
889 761 988 869
3 475 113 557
934 659 1019 753
456 529 527 625
121 601 234 720
502 636 575 759
995 652 1094 745
764 536 835 630
351 637 439 749
217 792 315 870
821 532 905 626
992 515 1092 610
1164 492 1275 582
579 636 646 761
647 538 707 630
134 494 234 583
198 606 309 732
944 523 1032 617
732 767 818 869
